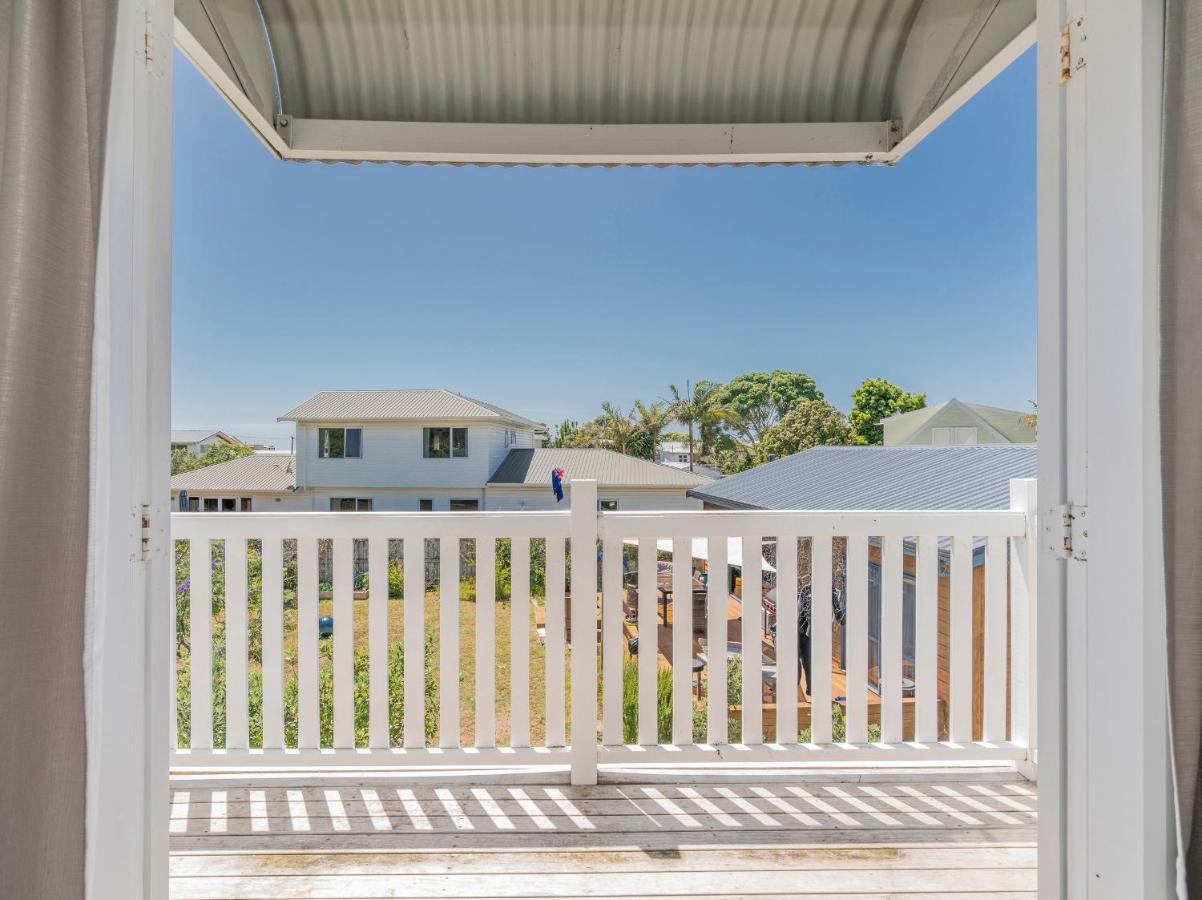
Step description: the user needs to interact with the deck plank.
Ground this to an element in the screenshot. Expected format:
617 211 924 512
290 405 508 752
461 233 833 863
170 770 1036 898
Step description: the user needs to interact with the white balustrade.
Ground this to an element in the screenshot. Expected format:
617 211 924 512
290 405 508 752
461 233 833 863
170 479 1037 782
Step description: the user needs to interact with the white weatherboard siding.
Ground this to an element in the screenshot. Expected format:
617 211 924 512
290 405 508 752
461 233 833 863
484 486 701 512
310 489 485 512
296 422 535 491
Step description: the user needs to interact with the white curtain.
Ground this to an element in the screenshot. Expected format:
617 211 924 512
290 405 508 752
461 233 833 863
0 2 116 896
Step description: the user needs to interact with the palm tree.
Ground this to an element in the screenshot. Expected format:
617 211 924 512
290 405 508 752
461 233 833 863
598 402 640 455
667 380 738 469
632 400 672 460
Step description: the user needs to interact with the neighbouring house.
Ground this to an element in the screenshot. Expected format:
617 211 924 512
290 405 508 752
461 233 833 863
169 428 244 455
170 451 305 512
170 390 710 512
689 444 1038 738
882 398 1036 445
655 440 724 480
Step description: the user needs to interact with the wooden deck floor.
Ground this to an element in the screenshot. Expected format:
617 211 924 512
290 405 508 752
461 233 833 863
169 767 1037 898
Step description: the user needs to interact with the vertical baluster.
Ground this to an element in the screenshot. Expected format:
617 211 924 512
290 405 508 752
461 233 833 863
226 538 249 751
881 536 903 743
544 536 566 747
439 537 460 748
776 536 799 744
741 535 763 745
706 537 728 745
403 537 425 748
672 535 693 744
810 535 833 744
915 534 939 743
261 537 284 749
368 536 389 749
984 535 1007 742
845 534 869 743
601 536 623 745
950 534 973 742
1009 479 1037 751
476 537 497 748
637 536 658 745
297 538 319 748
333 537 354 748
510 537 531 747
189 538 213 750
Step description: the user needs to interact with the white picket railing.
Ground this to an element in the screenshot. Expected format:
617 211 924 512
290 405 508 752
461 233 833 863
171 478 1037 783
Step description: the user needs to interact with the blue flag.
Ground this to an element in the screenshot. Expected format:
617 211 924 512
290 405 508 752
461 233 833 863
551 468 565 502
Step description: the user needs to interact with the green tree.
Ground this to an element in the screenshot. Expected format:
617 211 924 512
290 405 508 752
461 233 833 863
549 419 580 448
667 380 738 470
719 370 823 444
172 441 253 475
629 400 671 460
597 402 640 455
756 399 853 462
849 378 926 445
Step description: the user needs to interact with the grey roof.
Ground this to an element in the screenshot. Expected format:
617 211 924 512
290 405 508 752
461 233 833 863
278 390 542 428
688 445 1036 511
488 449 713 489
177 0 1033 165
170 454 297 493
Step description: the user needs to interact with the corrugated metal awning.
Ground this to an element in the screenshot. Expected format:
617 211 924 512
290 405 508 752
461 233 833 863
175 0 1034 166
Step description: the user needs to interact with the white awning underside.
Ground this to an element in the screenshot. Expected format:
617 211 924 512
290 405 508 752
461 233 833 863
175 0 1034 165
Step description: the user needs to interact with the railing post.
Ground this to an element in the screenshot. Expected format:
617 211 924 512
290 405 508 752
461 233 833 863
569 478 599 785
1009 477 1038 777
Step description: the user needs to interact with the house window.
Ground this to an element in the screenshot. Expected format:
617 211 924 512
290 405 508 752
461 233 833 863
240 498 252 512
418 499 434 511
424 427 468 458
449 498 479 511
318 427 362 458
331 498 373 511
599 499 619 511
188 497 199 511
677 453 689 463
504 428 517 448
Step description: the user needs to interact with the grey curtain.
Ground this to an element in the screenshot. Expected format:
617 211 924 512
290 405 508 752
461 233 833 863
1163 0 1202 892
0 1 116 897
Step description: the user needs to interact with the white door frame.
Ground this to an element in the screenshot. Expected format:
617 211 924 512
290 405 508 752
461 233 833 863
93 0 1177 896
88 0 173 897
1036 0 1173 896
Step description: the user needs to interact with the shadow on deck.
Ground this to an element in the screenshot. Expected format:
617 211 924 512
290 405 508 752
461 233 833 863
169 766 1037 898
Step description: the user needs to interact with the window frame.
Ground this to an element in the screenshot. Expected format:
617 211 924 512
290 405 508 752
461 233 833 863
599 499 619 511
317 426 363 459
449 498 479 512
423 426 469 459
330 497 373 512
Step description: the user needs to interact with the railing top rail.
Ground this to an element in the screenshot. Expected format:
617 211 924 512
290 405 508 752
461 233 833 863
597 508 1027 540
169 509 572 540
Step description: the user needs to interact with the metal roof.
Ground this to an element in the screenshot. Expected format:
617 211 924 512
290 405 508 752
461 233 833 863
175 0 1034 165
278 390 542 427
170 453 298 493
688 444 1036 510
488 448 713 488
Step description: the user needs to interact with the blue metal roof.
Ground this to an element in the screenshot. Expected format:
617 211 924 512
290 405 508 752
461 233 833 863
688 445 1037 511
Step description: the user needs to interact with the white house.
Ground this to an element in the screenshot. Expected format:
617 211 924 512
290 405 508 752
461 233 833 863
882 399 1037 446
170 390 710 511
169 428 243 454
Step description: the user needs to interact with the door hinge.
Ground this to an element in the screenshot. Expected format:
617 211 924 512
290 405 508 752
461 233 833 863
1061 16 1085 82
1053 504 1088 561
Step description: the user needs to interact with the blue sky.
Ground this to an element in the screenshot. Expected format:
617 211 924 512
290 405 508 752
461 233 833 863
172 48 1035 449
